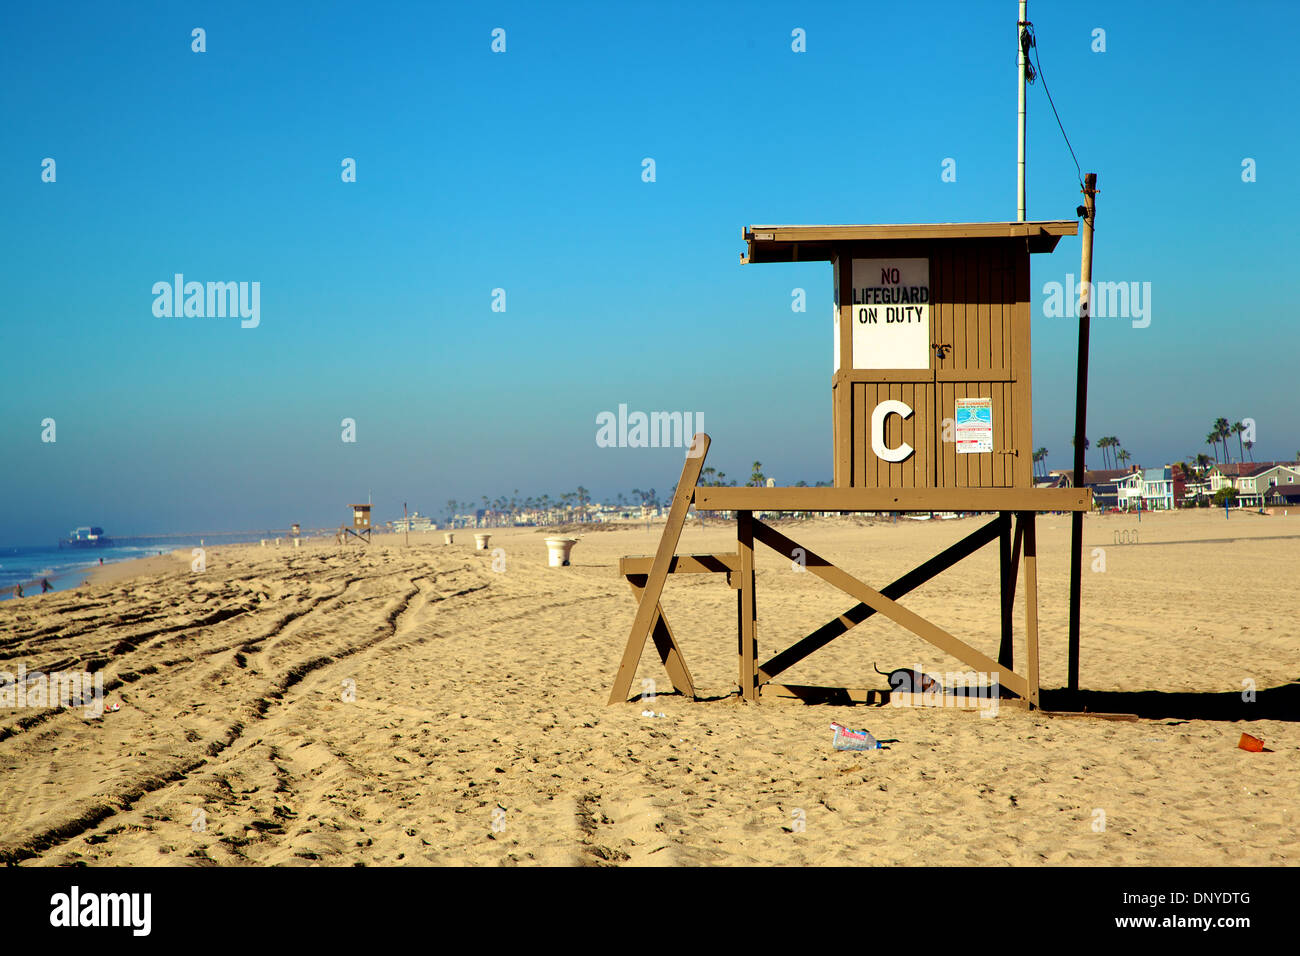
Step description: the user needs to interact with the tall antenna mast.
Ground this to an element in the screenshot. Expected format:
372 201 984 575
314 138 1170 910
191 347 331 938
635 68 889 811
1017 0 1028 221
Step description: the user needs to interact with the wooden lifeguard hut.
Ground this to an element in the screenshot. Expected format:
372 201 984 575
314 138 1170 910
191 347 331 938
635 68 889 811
336 503 373 544
609 220 1092 710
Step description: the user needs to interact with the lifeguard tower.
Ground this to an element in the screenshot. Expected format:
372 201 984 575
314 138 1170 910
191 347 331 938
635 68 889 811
609 220 1092 709
336 503 373 545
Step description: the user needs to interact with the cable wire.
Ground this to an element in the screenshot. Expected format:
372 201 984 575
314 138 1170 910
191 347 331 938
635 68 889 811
1023 22 1084 187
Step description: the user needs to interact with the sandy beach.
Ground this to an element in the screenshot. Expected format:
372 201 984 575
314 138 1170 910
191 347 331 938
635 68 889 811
1 510 1296 866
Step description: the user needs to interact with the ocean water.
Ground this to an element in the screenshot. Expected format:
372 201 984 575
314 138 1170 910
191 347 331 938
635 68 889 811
0 533 278 600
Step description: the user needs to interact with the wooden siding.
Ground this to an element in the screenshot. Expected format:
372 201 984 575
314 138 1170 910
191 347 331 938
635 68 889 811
834 239 1033 490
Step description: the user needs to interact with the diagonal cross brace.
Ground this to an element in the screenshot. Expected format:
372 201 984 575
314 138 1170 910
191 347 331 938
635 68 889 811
607 434 711 704
748 517 1029 699
758 515 1004 682
625 576 696 697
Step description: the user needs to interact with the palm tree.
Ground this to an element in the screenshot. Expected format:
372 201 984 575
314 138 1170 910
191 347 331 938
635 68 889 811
1243 440 1255 462
1232 422 1246 463
750 461 765 487
1116 448 1131 470
1206 432 1220 464
1032 447 1049 478
1100 437 1116 469
1213 417 1232 463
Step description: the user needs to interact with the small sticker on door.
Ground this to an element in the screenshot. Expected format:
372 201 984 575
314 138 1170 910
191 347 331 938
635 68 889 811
955 398 993 454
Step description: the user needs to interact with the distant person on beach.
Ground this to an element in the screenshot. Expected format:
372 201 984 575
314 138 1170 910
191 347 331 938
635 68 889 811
99 557 103 565
41 578 52 593
13 584 22 598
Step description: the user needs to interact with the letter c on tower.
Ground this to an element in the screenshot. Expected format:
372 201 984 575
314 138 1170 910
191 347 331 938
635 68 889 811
871 400 914 463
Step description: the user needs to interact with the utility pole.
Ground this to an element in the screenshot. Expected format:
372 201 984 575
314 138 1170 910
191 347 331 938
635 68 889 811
404 501 409 547
1017 0 1028 221
1068 172 1098 695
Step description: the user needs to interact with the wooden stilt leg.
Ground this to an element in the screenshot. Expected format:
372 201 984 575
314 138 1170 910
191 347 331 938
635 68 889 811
1020 512 1040 709
735 572 744 691
737 510 757 701
998 511 1013 670
999 512 1024 676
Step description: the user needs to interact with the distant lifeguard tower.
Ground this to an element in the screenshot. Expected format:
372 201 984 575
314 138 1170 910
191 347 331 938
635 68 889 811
336 503 373 544
610 220 1092 710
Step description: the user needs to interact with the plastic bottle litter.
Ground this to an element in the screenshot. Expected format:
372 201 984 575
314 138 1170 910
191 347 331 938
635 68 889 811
641 710 665 718
831 722 881 750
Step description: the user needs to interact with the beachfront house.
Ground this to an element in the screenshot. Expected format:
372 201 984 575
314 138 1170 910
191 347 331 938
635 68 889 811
1208 462 1265 495
1208 463 1245 495
1182 474 1210 505
1168 464 1197 506
1140 466 1175 510
1170 464 1189 505
1206 461 1298 506
1265 482 1300 508
1239 464 1300 508
1114 470 1143 510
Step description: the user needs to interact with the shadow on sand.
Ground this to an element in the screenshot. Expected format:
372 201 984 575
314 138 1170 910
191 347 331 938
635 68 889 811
1041 681 1300 723
617 683 1300 724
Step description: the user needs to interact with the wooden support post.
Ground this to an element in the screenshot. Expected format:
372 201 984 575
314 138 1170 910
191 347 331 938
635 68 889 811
1069 173 1098 694
737 510 757 701
608 434 711 704
1020 511 1041 709
998 511 1013 670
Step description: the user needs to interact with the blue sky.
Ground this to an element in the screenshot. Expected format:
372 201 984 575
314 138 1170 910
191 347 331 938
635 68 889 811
2 0 1296 544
